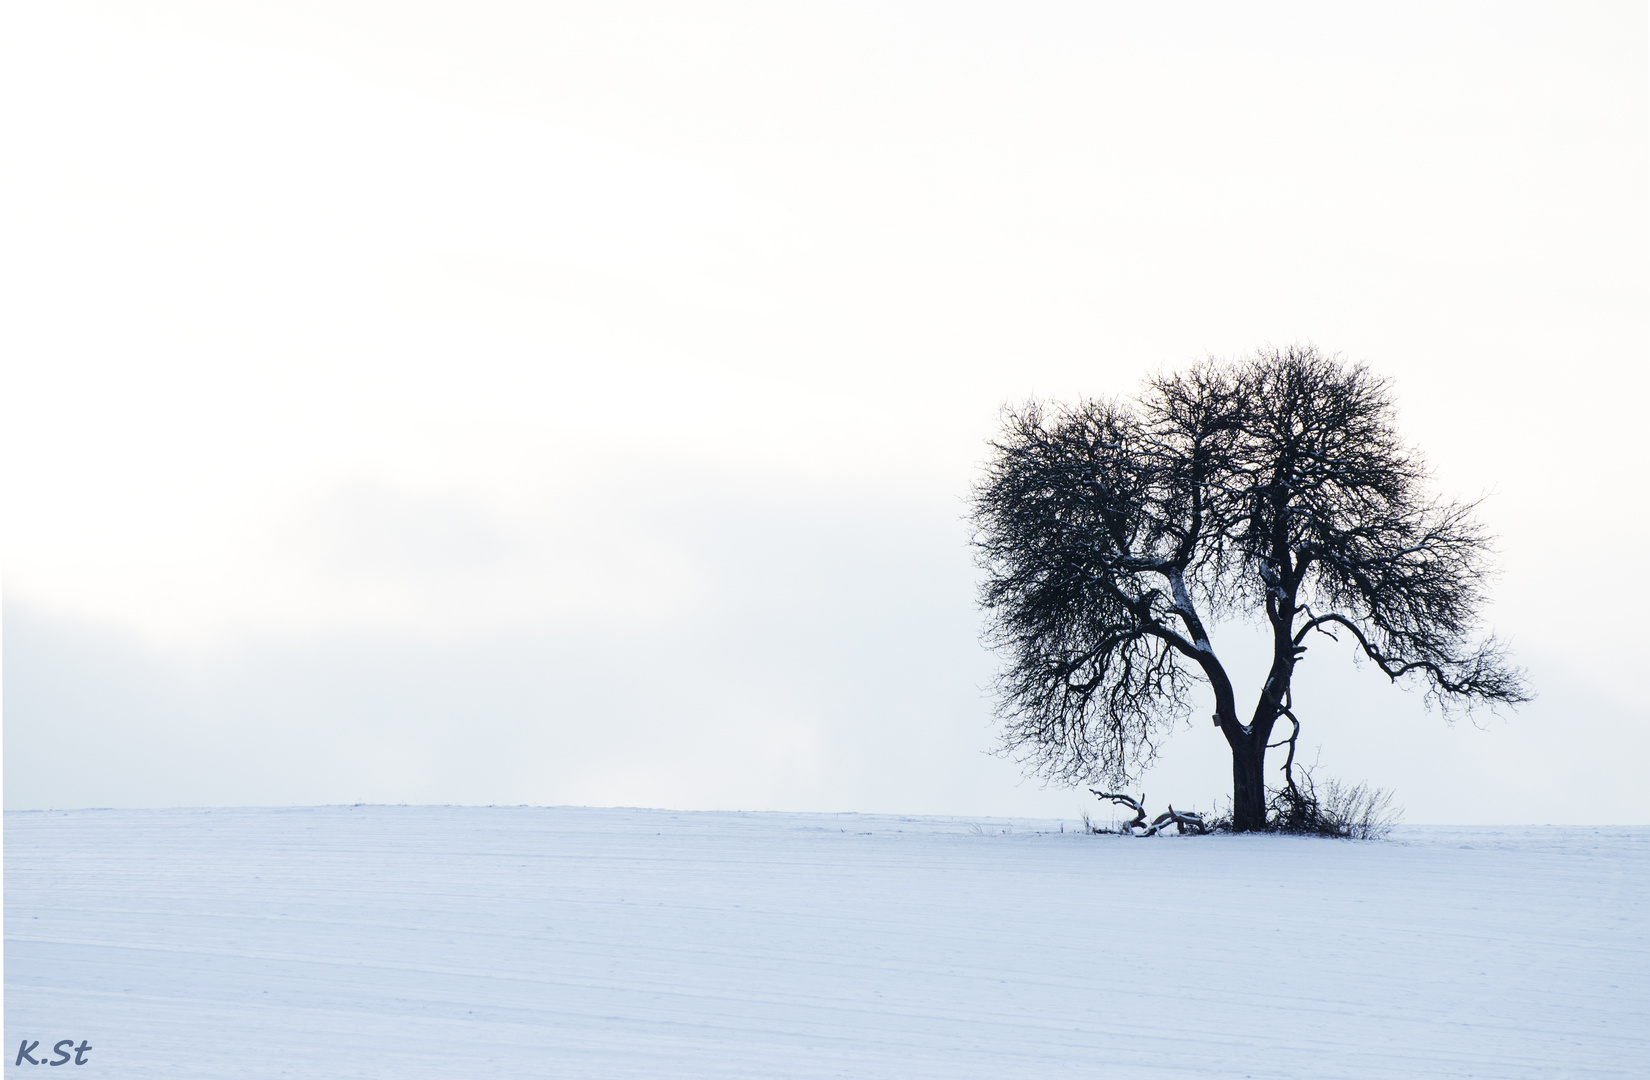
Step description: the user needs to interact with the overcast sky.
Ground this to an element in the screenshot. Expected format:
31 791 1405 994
3 1 1646 822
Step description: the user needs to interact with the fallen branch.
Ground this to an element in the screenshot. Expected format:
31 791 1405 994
1151 806 1209 836
1089 791 1208 835
1089 790 1148 832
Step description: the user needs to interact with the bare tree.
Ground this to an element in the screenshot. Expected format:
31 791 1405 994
971 347 1528 831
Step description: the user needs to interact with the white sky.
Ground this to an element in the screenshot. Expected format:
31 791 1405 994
3 1 1646 820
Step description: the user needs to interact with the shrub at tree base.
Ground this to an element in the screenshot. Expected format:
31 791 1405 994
1264 767 1402 840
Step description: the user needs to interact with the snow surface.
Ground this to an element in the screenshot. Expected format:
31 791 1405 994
6 806 1647 1078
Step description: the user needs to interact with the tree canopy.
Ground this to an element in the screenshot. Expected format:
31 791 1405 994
971 346 1527 831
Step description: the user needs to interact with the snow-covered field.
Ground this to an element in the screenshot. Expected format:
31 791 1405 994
5 806 1646 1078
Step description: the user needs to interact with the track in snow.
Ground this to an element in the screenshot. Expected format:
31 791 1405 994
6 806 1646 1078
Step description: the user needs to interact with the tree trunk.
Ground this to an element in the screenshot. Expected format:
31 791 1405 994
1231 735 1268 832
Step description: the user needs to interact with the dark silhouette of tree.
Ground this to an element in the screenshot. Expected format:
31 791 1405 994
971 347 1528 832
